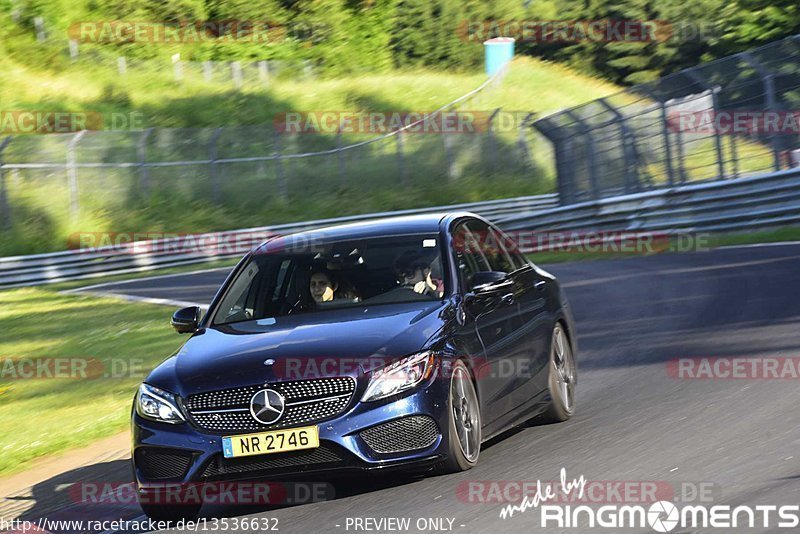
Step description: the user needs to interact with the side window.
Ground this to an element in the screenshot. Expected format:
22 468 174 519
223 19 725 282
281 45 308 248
504 229 532 269
466 220 515 274
453 222 491 290
490 227 528 271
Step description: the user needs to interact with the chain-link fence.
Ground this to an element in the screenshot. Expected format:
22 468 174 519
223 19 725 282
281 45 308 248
0 66 548 237
534 35 800 205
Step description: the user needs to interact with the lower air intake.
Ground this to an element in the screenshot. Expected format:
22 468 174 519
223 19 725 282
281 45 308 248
359 415 439 454
135 448 193 480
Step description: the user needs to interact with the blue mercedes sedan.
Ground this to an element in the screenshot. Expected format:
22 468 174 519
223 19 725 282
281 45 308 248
131 212 578 520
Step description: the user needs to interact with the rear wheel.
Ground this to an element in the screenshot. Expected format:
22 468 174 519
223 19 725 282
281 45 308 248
437 360 481 473
539 323 577 423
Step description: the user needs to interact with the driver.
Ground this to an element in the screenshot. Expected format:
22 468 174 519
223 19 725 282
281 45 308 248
394 251 442 297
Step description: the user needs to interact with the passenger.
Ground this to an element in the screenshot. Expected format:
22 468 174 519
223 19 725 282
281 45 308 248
310 268 338 303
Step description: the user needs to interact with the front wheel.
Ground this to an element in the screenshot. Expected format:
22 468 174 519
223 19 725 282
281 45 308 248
437 360 482 473
539 323 577 423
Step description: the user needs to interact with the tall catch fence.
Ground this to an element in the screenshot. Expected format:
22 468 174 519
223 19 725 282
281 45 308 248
534 35 800 205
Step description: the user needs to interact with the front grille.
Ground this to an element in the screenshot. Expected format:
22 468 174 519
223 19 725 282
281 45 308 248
135 448 194 480
360 415 439 454
185 377 356 433
202 445 344 479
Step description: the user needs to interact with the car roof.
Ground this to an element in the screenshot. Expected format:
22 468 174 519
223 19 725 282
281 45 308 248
253 212 482 254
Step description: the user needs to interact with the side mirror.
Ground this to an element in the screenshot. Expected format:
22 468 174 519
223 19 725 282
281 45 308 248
470 271 508 294
171 306 201 334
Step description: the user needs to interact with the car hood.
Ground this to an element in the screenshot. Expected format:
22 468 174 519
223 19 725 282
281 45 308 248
151 302 450 396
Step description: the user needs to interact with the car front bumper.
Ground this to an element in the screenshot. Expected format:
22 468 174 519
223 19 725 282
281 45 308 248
132 372 452 497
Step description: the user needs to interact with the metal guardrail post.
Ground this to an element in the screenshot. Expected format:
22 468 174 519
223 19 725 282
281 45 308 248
564 110 600 199
208 128 223 204
741 52 782 172
686 70 726 180
137 128 153 198
67 130 86 221
598 98 641 192
0 136 12 230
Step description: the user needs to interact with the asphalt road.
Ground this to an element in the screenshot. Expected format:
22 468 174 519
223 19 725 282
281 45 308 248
80 244 800 533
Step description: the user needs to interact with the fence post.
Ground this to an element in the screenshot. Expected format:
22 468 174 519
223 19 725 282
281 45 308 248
137 128 153 199
34 16 46 41
598 97 641 192
172 54 183 82
258 61 269 88
686 70 726 180
117 57 127 76
232 62 243 89
203 61 213 82
516 113 535 169
396 131 407 185
67 130 86 221
0 136 13 230
564 110 600 199
69 40 79 62
741 53 782 172
443 132 457 181
673 125 688 182
729 134 739 178
208 128 223 204
273 127 287 200
336 128 346 184
486 108 501 173
639 87 675 187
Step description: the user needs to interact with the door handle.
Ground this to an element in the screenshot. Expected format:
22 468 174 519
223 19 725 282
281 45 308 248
534 280 546 291
501 293 515 305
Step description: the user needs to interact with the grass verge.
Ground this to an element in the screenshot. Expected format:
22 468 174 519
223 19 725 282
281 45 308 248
0 288 184 477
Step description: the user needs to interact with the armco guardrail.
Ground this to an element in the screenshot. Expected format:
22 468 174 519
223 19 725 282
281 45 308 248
500 167 800 235
4 166 800 289
0 194 557 288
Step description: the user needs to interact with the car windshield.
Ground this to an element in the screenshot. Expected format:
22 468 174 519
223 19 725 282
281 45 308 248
211 234 447 326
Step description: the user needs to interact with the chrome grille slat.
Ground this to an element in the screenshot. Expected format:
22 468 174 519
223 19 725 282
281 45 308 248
185 377 356 433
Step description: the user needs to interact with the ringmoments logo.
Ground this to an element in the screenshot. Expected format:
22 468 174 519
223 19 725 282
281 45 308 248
499 468 799 531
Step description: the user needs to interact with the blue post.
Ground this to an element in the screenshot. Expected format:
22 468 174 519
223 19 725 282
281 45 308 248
484 37 515 76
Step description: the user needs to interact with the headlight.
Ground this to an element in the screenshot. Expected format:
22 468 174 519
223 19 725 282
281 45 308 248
136 383 186 424
361 351 436 402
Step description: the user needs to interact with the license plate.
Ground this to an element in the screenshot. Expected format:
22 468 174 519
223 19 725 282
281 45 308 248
222 426 319 459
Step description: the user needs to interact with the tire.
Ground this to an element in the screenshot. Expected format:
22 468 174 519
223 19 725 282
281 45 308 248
140 502 202 522
437 360 482 473
539 322 577 423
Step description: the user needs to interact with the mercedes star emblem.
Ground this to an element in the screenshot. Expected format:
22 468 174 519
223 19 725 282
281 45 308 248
249 388 285 425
